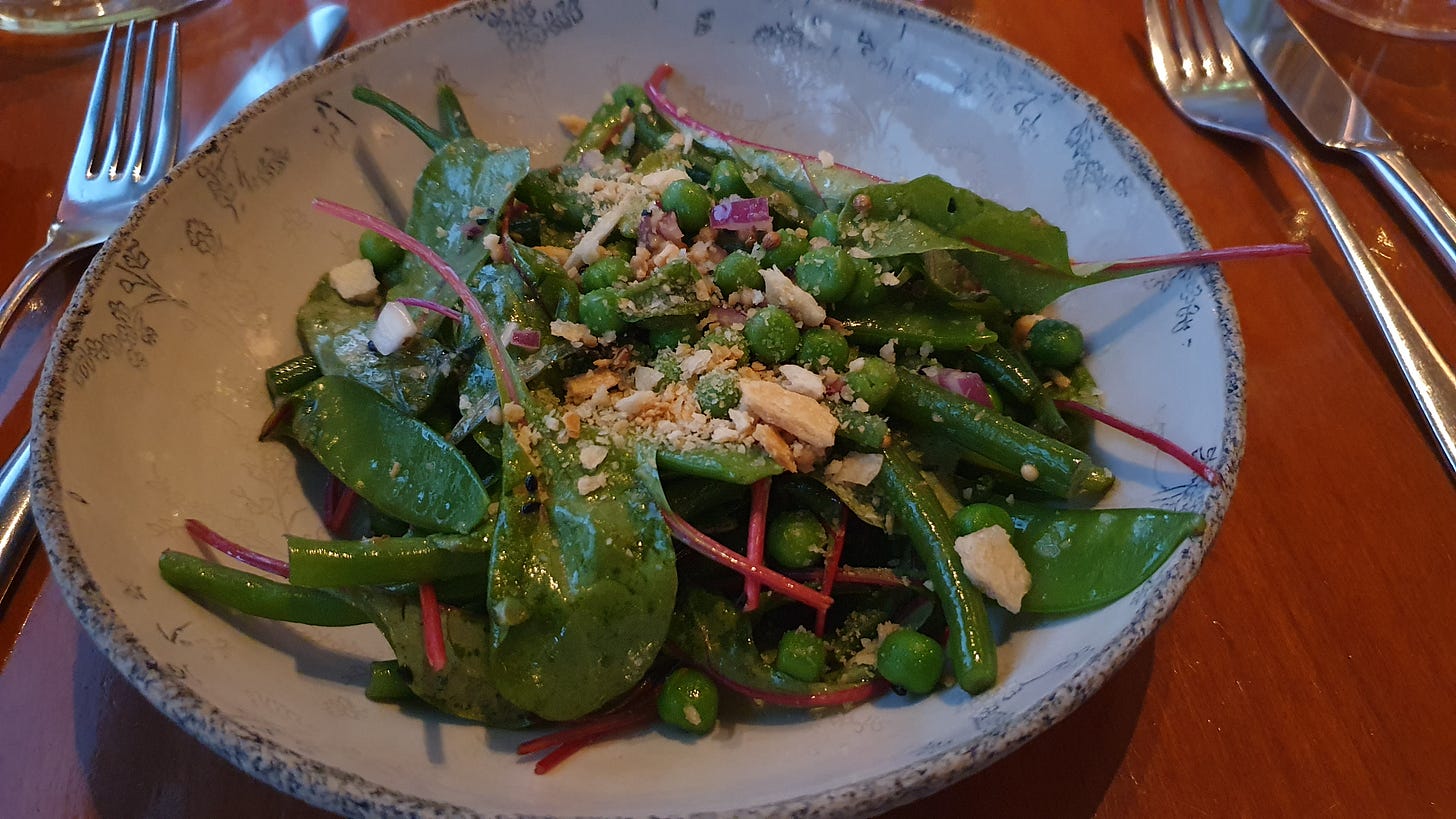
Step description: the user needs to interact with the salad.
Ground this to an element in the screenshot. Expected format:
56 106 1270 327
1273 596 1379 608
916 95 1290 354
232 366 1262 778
160 66 1287 772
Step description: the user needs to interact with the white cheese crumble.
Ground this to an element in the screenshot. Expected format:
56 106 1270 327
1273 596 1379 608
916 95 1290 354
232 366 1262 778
615 389 655 416
817 149 835 167
825 452 883 486
577 474 608 495
633 366 665 392
566 198 635 270
850 622 902 667
579 444 609 471
639 167 691 195
327 258 379 304
954 525 1032 614
759 265 826 327
369 301 417 355
777 364 825 399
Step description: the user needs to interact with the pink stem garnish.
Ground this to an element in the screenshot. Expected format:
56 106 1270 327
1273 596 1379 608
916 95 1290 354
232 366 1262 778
814 506 849 637
698 662 889 709
516 698 657 757
418 583 447 673
183 519 289 578
396 297 463 323
710 196 773 232
1076 242 1309 274
524 706 657 774
1055 399 1221 485
742 478 770 612
662 511 833 611
644 64 883 185
312 198 520 404
327 486 358 537
960 236 1058 271
257 400 295 440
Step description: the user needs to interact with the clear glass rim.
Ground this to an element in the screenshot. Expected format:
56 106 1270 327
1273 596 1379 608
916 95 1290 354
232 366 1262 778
0 0 208 35
1308 0 1456 40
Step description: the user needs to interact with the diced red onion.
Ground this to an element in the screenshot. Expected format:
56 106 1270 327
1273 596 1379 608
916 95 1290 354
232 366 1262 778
709 196 772 232
927 366 994 409
709 305 748 327
510 327 542 352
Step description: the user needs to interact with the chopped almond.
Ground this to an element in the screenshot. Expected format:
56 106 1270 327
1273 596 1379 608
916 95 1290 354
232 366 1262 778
752 424 797 472
739 380 838 448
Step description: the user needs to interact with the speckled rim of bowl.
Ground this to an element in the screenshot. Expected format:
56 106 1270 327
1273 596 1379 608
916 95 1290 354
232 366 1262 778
29 1 1245 816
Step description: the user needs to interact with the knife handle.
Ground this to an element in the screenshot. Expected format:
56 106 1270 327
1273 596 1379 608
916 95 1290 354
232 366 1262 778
0 437 36 607
1274 137 1456 476
1358 147 1456 282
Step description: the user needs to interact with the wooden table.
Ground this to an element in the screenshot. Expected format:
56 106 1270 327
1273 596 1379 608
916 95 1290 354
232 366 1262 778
2 1 1453 815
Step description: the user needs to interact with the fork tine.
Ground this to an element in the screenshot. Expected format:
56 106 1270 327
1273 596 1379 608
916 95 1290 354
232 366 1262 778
1164 0 1202 81
123 22 160 181
1143 0 1180 89
1182 0 1221 78
70 26 116 181
148 23 181 178
1200 0 1247 76
100 22 138 181
124 22 160 182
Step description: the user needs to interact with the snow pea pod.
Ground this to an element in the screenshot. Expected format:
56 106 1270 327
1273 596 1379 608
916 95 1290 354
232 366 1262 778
888 371 1113 500
1006 504 1206 614
159 551 369 626
287 531 491 589
352 86 447 151
510 242 580 323
435 85 473 140
837 303 997 353
876 442 998 694
280 376 488 534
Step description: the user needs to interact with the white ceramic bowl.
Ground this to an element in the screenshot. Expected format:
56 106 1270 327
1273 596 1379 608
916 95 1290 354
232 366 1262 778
32 1 1243 816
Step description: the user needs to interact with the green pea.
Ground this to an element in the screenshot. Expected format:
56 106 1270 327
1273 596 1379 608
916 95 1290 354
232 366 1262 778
794 247 856 303
708 158 751 199
775 630 828 682
744 305 800 365
760 230 810 270
808 212 839 244
951 503 1015 537
578 289 625 336
650 348 684 383
1027 318 1085 370
844 357 899 411
795 328 851 372
359 230 405 273
693 371 741 419
766 509 827 568
698 325 746 353
580 256 631 292
658 668 719 734
713 250 764 293
876 628 945 695
662 179 713 236
840 257 891 309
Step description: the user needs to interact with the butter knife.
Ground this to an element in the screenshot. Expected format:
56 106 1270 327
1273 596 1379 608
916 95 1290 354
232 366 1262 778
0 5 349 606
1220 0 1456 279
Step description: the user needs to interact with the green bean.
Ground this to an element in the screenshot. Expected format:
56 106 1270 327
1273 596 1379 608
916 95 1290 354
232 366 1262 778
965 342 1071 439
365 660 418 702
286 533 490 589
264 355 321 401
565 84 644 162
837 304 997 352
510 242 580 322
887 371 1112 500
875 443 997 694
828 404 891 451
159 551 369 626
514 169 594 229
657 445 783 485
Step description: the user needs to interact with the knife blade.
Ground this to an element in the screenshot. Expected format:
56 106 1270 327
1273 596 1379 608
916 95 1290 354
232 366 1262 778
189 4 348 150
1220 0 1456 279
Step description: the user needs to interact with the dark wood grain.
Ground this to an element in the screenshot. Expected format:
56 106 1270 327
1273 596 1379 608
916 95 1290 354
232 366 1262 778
2 1 1453 815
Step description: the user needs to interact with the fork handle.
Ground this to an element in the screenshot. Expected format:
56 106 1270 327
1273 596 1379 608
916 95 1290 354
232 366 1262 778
1274 137 1456 476
0 437 35 606
1355 147 1456 283
0 230 98 342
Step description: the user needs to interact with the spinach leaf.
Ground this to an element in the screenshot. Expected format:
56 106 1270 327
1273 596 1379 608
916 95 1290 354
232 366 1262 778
342 588 533 727
1008 504 1206 614
486 408 677 721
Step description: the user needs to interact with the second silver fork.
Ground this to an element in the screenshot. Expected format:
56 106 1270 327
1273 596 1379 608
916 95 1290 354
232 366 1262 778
1146 0 1456 476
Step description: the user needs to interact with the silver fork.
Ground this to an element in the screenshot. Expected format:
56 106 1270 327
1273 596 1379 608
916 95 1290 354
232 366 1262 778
0 21 180 343
1145 0 1456 476
0 21 180 606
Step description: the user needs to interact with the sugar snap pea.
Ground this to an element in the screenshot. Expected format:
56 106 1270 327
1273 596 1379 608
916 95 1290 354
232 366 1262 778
279 376 488 534
287 532 491 589
159 551 369 626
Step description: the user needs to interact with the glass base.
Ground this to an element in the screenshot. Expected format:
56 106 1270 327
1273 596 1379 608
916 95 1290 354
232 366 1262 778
1309 0 1456 40
0 0 207 34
